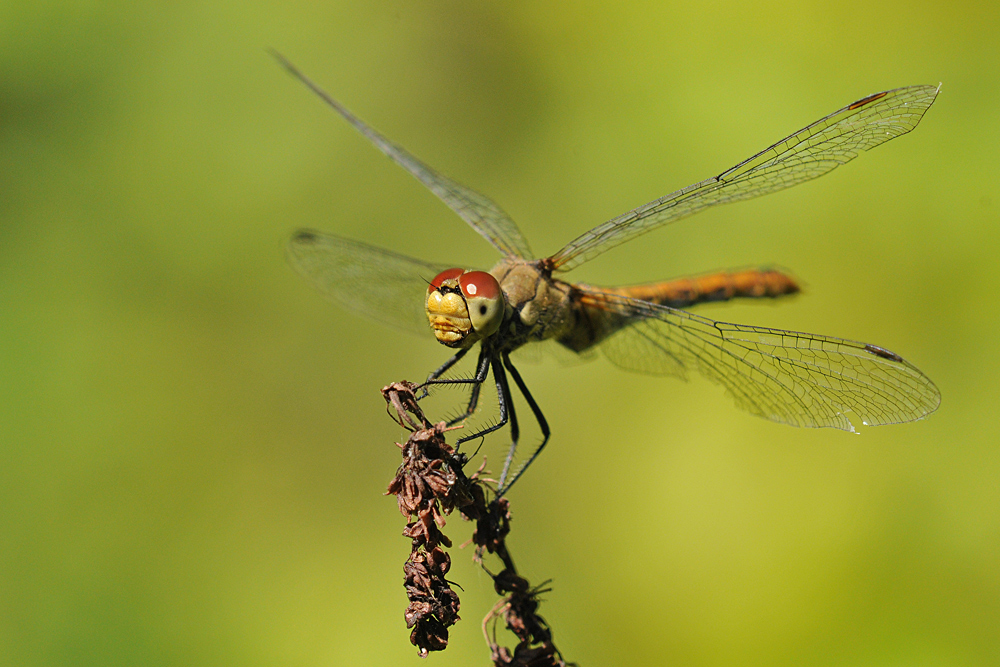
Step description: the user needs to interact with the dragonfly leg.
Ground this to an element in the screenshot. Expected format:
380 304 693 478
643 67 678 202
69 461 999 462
496 353 550 497
455 354 513 447
425 347 470 382
417 347 471 399
419 346 490 394
445 380 483 427
492 356 521 488
421 346 507 437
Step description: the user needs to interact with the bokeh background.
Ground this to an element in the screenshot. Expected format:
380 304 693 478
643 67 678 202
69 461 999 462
3 1 997 665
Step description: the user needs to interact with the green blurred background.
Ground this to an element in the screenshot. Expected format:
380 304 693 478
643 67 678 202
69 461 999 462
2 1 997 665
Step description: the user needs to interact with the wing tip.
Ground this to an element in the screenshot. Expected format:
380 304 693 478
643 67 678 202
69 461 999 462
290 228 322 246
285 229 327 271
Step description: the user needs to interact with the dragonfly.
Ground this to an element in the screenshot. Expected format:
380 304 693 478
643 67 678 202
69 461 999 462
277 54 941 495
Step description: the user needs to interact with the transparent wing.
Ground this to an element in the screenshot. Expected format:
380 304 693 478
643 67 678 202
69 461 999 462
287 229 451 337
580 288 940 430
510 338 598 367
550 85 940 271
273 52 533 259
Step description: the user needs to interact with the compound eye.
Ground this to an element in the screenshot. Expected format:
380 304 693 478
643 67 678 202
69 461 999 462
458 271 500 300
428 268 465 294
459 271 504 337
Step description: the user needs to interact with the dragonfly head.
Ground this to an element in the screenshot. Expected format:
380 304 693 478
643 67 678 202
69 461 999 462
426 268 505 348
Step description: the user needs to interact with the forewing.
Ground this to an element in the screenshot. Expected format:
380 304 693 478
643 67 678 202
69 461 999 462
551 85 940 271
287 229 450 337
585 289 940 430
274 52 533 259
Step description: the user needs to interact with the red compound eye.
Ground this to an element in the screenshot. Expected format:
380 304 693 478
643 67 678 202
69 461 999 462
428 268 465 294
458 271 501 300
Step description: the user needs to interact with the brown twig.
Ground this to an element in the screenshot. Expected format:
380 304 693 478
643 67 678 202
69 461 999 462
383 381 574 665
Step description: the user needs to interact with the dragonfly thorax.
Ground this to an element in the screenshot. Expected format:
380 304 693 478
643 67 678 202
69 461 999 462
426 268 505 348
490 258 576 349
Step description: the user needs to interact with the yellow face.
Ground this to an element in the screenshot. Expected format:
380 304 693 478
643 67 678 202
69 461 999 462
425 268 505 348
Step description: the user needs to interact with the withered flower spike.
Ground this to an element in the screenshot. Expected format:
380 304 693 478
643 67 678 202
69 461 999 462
383 381 570 663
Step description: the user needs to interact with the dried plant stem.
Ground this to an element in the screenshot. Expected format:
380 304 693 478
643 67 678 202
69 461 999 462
383 381 574 665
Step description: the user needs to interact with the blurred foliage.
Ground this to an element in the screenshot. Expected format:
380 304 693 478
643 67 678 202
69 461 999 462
1 1 998 665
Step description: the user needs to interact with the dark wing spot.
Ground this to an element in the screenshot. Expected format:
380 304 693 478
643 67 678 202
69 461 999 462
291 229 320 245
479 305 487 315
865 343 903 362
848 91 889 111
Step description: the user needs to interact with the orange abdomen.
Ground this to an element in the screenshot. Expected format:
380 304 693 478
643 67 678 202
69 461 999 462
559 268 800 353
607 268 799 308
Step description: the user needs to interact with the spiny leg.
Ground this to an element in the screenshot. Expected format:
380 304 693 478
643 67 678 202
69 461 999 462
421 346 486 425
417 347 471 399
492 356 521 489
418 346 532 485
421 347 513 462
496 352 550 497
419 346 490 396
446 380 484 427
425 347 470 382
456 354 512 447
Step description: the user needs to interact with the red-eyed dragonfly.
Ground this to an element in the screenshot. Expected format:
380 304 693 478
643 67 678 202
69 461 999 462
277 54 941 495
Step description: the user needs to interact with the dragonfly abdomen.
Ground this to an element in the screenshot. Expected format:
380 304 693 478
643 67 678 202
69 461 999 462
610 268 799 309
558 268 800 354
